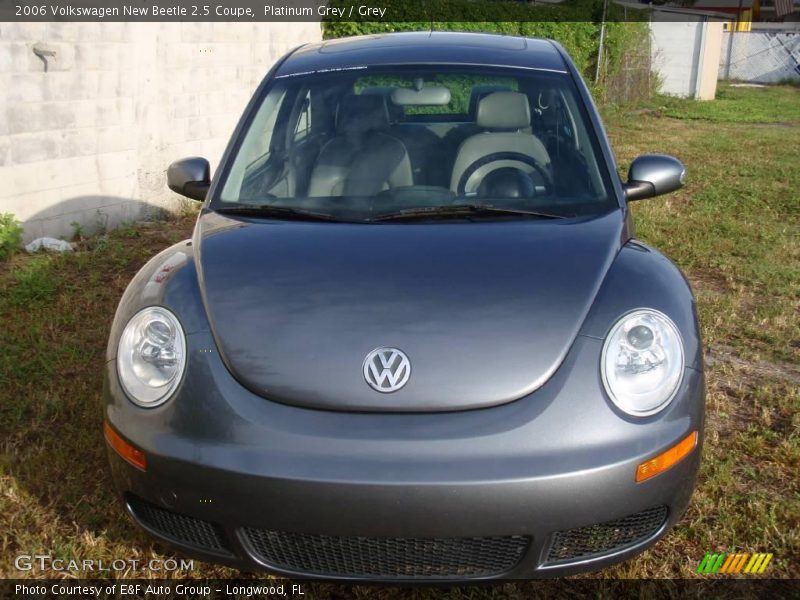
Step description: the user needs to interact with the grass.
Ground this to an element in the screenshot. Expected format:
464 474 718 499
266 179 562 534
1 84 798 591
604 83 799 581
640 81 800 124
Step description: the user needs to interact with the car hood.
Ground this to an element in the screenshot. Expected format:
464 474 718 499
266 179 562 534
196 210 624 412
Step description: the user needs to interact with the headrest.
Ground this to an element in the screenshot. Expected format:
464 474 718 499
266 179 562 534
468 84 512 120
476 91 531 131
336 94 390 134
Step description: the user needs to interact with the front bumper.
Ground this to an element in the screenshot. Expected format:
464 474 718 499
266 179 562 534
105 333 704 580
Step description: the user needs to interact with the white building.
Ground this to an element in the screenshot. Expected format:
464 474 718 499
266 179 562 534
614 2 730 101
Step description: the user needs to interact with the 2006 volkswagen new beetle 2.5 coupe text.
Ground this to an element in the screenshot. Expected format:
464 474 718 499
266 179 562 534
104 32 704 580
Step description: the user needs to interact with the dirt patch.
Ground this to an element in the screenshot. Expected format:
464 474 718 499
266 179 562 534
687 268 732 296
706 343 800 388
704 342 799 443
750 122 800 129
625 108 663 118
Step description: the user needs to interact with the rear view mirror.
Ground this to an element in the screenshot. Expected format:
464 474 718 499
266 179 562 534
167 157 210 201
391 86 451 106
624 154 686 202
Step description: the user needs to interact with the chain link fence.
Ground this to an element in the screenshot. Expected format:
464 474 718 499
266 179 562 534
598 26 655 105
720 30 800 83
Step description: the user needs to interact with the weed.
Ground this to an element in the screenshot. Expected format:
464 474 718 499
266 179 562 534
6 258 59 306
70 221 85 241
176 197 202 219
0 213 24 261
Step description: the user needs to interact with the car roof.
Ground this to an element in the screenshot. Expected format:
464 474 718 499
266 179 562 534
275 31 568 78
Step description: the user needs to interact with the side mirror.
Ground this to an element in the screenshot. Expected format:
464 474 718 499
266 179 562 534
624 154 686 202
167 157 210 201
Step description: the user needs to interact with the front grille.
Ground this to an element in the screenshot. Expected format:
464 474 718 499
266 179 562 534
127 495 230 554
545 506 668 564
243 529 530 578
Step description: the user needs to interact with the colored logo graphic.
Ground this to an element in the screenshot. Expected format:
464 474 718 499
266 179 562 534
697 552 773 574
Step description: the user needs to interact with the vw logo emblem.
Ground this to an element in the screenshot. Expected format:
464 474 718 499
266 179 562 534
363 347 411 393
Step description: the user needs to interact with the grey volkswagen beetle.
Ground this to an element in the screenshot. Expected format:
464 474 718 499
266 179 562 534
104 32 704 580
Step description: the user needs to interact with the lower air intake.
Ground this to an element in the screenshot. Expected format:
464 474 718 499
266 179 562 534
545 505 668 564
243 529 529 578
127 495 230 554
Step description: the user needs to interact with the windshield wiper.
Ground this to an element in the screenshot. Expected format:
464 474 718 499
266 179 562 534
214 204 343 222
370 203 570 223
213 203 570 223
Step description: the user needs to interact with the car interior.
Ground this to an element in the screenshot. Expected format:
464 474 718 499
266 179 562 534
221 68 613 216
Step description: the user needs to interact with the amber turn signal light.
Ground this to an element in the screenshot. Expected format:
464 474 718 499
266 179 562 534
104 421 147 471
636 431 697 482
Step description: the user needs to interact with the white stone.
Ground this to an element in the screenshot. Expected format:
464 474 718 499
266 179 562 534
10 133 59 164
25 237 74 253
0 137 10 166
9 72 47 103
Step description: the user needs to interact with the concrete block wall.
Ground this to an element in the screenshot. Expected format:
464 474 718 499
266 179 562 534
0 22 322 242
651 17 723 101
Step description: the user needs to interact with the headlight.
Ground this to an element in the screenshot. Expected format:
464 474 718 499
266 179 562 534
117 306 186 407
601 309 684 417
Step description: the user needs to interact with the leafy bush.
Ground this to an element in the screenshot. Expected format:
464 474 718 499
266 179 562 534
322 1 652 103
0 213 23 260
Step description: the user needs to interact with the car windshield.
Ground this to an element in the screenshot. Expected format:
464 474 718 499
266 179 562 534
214 65 617 221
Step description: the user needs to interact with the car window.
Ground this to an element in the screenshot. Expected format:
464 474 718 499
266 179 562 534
293 90 312 142
355 75 519 118
222 83 287 201
217 66 616 220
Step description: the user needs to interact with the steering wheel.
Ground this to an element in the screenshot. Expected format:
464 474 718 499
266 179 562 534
456 152 553 196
